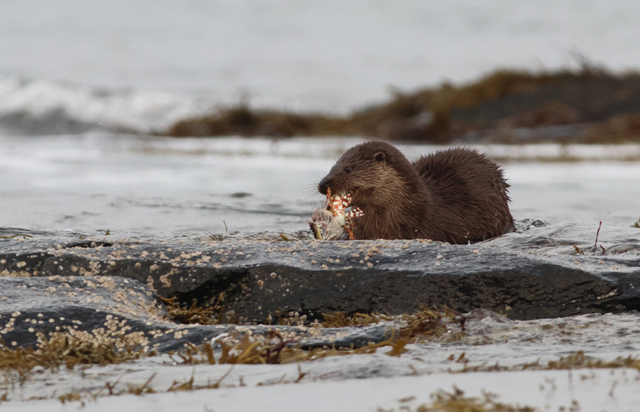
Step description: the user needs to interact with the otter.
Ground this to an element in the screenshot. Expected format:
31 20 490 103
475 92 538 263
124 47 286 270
312 141 513 243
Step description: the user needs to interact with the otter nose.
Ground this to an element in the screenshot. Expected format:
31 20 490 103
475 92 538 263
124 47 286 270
318 177 331 195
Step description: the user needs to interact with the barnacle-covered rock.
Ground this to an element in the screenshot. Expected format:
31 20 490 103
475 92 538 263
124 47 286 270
2 228 640 327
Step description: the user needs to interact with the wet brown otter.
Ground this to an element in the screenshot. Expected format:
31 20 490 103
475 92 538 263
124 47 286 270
314 141 513 243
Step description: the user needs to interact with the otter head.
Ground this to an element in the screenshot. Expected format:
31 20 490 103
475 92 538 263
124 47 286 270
318 141 413 209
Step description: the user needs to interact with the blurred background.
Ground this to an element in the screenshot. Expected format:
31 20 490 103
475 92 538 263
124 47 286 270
1 0 639 247
2 0 640 137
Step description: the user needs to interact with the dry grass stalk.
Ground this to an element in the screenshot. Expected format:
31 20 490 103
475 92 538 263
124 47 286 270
126 373 157 395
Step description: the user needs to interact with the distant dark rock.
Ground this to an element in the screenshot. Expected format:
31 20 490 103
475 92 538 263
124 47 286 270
2 230 640 334
163 69 640 143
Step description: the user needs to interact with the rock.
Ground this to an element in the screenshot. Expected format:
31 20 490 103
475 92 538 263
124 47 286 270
0 276 391 352
2 230 640 327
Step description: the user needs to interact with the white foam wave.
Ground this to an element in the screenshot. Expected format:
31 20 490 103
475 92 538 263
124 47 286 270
0 76 207 135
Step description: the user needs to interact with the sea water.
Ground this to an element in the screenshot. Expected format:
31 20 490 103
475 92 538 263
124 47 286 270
2 0 640 134
1 135 639 253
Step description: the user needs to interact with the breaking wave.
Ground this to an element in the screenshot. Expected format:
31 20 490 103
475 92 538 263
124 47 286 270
0 76 208 135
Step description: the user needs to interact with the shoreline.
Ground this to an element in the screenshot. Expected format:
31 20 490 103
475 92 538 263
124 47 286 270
165 66 640 145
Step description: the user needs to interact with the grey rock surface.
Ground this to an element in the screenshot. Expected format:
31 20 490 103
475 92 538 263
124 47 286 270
2 229 640 328
0 275 391 352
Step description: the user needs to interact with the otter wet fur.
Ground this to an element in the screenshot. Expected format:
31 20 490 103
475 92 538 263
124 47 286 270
315 141 513 243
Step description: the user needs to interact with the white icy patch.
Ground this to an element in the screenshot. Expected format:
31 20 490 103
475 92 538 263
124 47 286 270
0 76 207 134
4 369 639 412
3 312 640 410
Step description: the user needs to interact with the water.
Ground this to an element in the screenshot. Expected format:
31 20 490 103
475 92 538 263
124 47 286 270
1 134 639 256
2 0 640 134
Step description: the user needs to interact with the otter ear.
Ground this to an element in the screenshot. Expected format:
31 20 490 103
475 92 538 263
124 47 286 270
373 151 385 163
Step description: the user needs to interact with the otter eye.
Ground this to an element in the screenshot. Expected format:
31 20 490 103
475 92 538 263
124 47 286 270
344 166 352 174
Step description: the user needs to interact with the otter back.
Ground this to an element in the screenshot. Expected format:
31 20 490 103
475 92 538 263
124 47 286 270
412 147 513 243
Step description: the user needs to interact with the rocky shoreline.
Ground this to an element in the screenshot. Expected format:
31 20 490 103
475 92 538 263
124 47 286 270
2 230 640 352
165 68 640 144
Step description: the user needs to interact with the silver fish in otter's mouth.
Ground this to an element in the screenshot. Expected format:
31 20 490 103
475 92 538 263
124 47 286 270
308 189 363 240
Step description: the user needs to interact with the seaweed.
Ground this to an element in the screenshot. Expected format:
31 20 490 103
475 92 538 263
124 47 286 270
163 307 462 366
0 234 33 240
57 391 82 405
321 306 461 341
452 350 640 374
545 351 640 371
584 113 640 143
377 387 535 412
169 331 411 366
52 372 158 405
166 104 360 139
161 293 462 344
0 331 150 383
160 294 227 325
160 294 460 342
163 66 640 144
